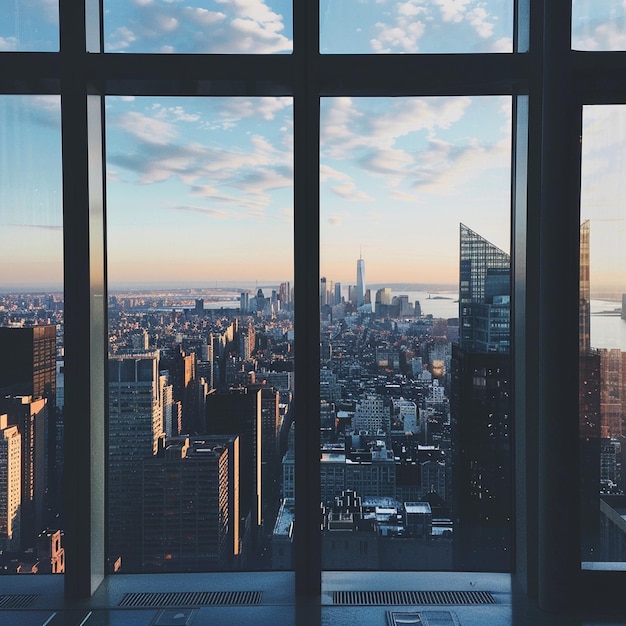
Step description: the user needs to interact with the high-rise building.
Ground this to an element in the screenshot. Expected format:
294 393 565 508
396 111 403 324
354 393 387 433
240 291 249 314
0 414 21 551
451 223 511 571
142 435 240 572
1 395 47 548
334 282 342 306
458 224 510 353
0 325 59 521
0 326 57 402
356 255 366 307
205 386 263 542
320 276 327 309
108 353 163 571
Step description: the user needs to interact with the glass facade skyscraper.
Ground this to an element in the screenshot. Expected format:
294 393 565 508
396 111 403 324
452 224 511 571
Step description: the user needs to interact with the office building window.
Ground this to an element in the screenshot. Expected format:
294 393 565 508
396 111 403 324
0 2 59 51
0 96 65 574
3 0 626 610
572 1 626 50
580 105 626 570
319 95 512 571
103 0 293 53
105 95 294 573
320 0 513 53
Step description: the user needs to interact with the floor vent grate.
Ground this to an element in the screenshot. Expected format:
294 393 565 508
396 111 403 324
119 590 262 608
0 594 39 609
333 590 495 606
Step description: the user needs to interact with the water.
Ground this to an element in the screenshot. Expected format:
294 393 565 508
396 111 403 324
591 299 626 351
401 290 458 319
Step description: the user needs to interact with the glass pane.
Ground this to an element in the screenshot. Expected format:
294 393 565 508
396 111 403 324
320 96 512 571
580 105 626 570
321 0 513 54
0 1 59 51
0 96 64 573
105 96 294 572
104 0 292 53
573 1 626 51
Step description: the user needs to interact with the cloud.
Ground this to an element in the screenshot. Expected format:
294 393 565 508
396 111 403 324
107 27 137 51
435 0 472 23
328 215 343 226
108 104 292 215
368 0 504 53
107 0 292 53
390 190 418 202
371 18 426 53
113 111 179 145
0 37 17 51
358 147 413 175
23 0 58 24
218 97 292 125
171 205 229 218
321 96 510 204
322 97 472 161
412 136 510 194
466 7 494 39
8 223 62 231
491 36 512 52
320 163 373 201
330 182 373 201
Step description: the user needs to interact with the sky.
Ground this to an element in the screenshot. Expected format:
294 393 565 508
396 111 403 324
0 1 625 292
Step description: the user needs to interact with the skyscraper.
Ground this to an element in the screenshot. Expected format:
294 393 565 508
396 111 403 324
451 223 511 571
0 414 21 551
0 326 57 402
142 435 240 572
108 353 163 571
356 255 365 307
205 386 263 548
0 325 59 521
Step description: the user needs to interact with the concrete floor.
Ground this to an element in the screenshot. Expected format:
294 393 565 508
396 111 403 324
2 572 626 625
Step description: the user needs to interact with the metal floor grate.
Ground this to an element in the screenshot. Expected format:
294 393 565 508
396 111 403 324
333 590 495 606
0 594 39 609
119 590 262 608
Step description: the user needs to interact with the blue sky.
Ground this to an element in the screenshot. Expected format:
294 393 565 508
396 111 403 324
4 1 625 53
0 1 625 291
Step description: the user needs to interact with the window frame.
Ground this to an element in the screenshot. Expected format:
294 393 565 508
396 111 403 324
3 0 626 611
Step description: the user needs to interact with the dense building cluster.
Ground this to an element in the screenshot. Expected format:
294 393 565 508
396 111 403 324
2 224 626 574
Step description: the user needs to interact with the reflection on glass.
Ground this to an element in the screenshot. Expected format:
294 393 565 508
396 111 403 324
105 96 294 573
573 0 626 51
580 106 626 570
320 0 513 54
319 96 512 571
0 1 59 51
104 0 292 53
0 96 64 573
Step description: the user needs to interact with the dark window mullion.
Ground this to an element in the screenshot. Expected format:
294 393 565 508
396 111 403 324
294 0 321 598
60 0 107 599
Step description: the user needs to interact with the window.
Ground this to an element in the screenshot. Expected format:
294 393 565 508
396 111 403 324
319 95 512 572
3 0 626 611
0 1 59 51
105 95 294 573
0 96 64 573
580 105 626 570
